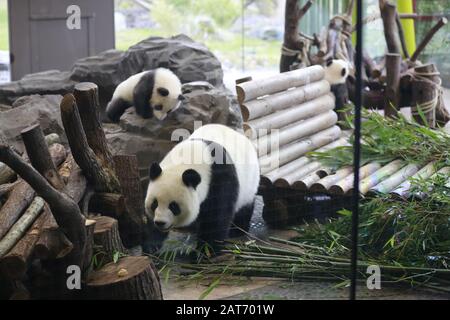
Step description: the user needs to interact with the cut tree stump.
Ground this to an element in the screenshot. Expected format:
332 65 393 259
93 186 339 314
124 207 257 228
92 216 125 263
87 256 162 300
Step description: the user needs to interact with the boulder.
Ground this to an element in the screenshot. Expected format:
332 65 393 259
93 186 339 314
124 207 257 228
106 82 242 188
0 95 65 152
0 35 224 109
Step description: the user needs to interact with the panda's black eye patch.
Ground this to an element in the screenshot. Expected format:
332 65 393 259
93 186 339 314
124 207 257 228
169 201 181 216
157 87 170 97
154 104 163 111
151 199 158 212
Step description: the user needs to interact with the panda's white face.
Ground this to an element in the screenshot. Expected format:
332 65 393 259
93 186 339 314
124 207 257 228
144 163 201 231
324 59 350 85
151 68 184 120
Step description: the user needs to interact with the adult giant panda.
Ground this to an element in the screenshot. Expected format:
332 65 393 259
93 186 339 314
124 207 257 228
324 58 350 114
143 124 260 256
106 68 184 122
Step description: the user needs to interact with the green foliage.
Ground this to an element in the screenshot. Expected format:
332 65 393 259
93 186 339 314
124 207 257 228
295 172 450 268
310 110 450 170
0 0 8 51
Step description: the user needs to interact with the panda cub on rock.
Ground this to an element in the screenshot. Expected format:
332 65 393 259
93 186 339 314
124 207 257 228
143 124 260 256
106 68 184 122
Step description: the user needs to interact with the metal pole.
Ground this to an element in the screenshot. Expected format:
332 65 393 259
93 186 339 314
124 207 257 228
350 0 363 301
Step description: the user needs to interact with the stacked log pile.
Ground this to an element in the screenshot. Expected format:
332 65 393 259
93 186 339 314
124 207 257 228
281 0 449 128
237 66 449 228
0 83 162 300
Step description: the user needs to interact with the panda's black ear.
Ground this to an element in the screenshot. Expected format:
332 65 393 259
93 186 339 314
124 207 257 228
326 58 333 67
182 169 201 189
149 163 162 181
157 87 170 97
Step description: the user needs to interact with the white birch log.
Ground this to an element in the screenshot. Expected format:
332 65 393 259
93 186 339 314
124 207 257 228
352 159 405 195
256 111 338 156
274 161 323 187
262 138 349 184
236 65 325 104
390 162 438 199
329 163 382 195
241 80 331 121
369 163 420 195
260 126 341 174
310 167 354 193
292 167 333 191
0 197 45 258
245 94 335 139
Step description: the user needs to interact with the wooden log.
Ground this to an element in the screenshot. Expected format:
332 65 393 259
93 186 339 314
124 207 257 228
0 182 17 198
0 206 49 279
411 72 438 128
87 256 162 300
384 53 402 118
34 228 74 260
0 197 44 258
257 111 338 156
412 167 450 199
0 143 67 240
369 163 420 195
73 83 117 173
395 12 410 59
0 162 15 185
329 163 382 195
274 161 323 188
262 138 348 185
237 65 325 104
292 168 331 191
240 80 331 122
379 0 402 54
83 219 96 277
21 124 65 191
245 94 335 139
60 94 121 193
113 155 145 248
350 159 405 195
0 138 87 274
89 193 127 217
62 156 87 204
259 126 341 174
310 166 354 193
411 18 448 62
391 162 437 199
280 0 314 73
92 216 126 264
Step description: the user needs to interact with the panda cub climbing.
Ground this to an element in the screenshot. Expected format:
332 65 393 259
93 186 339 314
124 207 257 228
106 68 184 122
144 124 260 255
324 58 350 114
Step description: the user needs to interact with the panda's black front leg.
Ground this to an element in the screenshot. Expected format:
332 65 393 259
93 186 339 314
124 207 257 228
134 98 154 119
196 199 234 258
106 98 132 122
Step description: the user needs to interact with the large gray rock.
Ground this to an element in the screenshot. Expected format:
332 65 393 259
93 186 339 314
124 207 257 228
0 35 224 108
0 95 65 152
106 82 242 189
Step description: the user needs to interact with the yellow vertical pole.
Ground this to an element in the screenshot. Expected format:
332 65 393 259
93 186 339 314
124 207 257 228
397 0 416 57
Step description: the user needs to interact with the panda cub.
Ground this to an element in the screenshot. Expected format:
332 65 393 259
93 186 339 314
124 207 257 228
144 124 260 255
324 58 350 113
106 68 184 122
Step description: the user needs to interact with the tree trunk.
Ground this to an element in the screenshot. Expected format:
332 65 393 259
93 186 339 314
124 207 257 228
92 216 126 264
379 0 402 54
384 53 402 118
87 256 162 300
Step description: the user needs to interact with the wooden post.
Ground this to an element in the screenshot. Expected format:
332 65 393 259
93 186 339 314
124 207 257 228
92 216 126 264
280 0 314 72
21 124 66 191
411 64 439 127
379 0 402 54
385 53 402 118
87 256 162 300
60 94 121 193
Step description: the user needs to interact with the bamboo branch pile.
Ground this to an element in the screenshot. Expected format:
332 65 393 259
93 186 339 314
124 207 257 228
0 83 161 300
